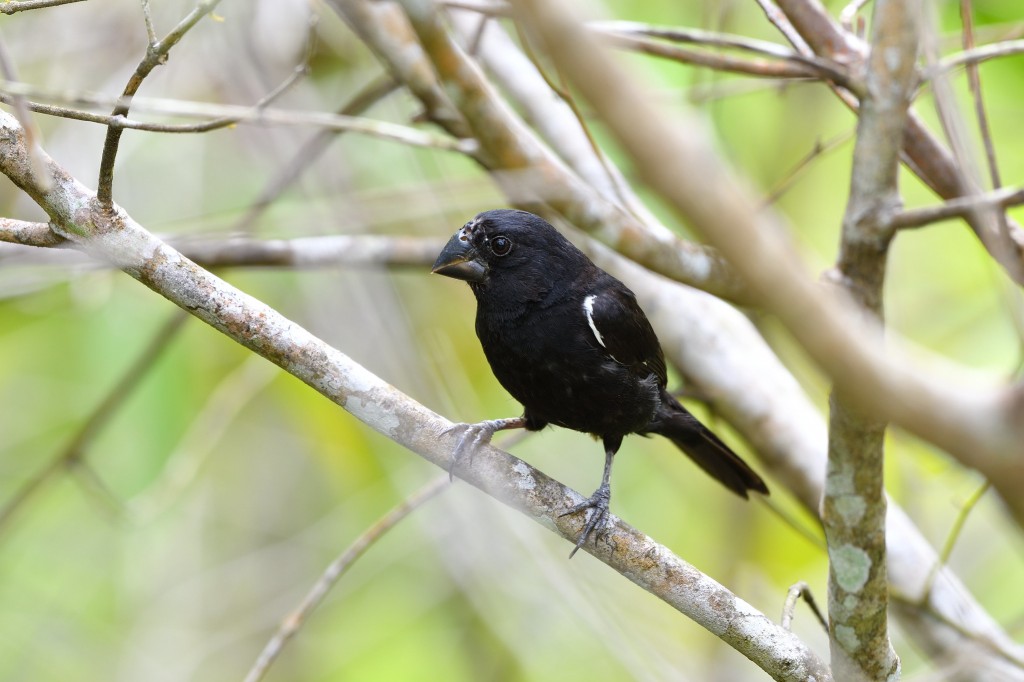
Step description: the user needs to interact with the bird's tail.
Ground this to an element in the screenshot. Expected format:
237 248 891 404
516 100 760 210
645 393 768 498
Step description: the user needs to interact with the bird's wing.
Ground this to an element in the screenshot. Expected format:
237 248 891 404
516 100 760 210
581 284 668 385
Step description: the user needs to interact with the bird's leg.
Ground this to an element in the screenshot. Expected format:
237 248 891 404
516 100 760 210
561 441 618 558
445 417 527 481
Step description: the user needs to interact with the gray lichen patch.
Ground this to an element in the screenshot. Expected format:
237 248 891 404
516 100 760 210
831 543 872 593
345 395 400 438
834 494 867 526
512 460 536 490
835 623 861 651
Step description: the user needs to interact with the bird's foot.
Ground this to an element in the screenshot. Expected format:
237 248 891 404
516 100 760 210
444 417 525 481
560 483 612 558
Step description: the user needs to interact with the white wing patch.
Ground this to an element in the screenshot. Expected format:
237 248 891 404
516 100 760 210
582 295 606 348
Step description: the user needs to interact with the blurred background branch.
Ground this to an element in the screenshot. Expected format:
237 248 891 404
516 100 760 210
0 1 1022 681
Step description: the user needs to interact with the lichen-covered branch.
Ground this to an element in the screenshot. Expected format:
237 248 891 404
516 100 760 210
822 0 918 676
0 217 65 247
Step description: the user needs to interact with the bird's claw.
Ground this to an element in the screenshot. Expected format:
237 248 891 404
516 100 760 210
443 422 486 481
561 483 612 558
443 417 524 481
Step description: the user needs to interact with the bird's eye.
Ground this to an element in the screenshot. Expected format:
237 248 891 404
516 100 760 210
490 236 512 256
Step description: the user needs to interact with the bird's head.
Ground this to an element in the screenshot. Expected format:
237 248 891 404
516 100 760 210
432 209 585 295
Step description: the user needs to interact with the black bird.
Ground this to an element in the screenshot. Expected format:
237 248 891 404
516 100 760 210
432 209 767 555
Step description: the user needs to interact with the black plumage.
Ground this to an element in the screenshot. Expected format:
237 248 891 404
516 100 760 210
432 209 767 555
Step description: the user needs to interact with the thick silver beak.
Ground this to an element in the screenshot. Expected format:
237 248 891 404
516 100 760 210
431 230 487 282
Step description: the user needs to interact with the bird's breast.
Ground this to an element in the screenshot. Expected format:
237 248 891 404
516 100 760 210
474 302 660 437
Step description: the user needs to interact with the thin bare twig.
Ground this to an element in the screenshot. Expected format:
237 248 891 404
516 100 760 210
891 186 1024 230
772 0 1024 285
9 182 1015 265
921 480 990 602
449 7 838 81
243 475 452 682
140 0 158 45
0 80 475 153
754 0 813 56
0 0 85 13
960 0 1010 245
781 581 828 632
839 0 873 33
931 38 1024 78
762 129 855 206
0 95 237 133
449 4 842 80
1 55 308 134
597 23 851 86
96 0 225 204
0 226 445 271
603 31 822 81
594 21 805 59
327 0 472 138
448 13 667 235
920 4 1024 288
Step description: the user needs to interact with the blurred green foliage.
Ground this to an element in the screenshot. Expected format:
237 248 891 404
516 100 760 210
0 1 1022 681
